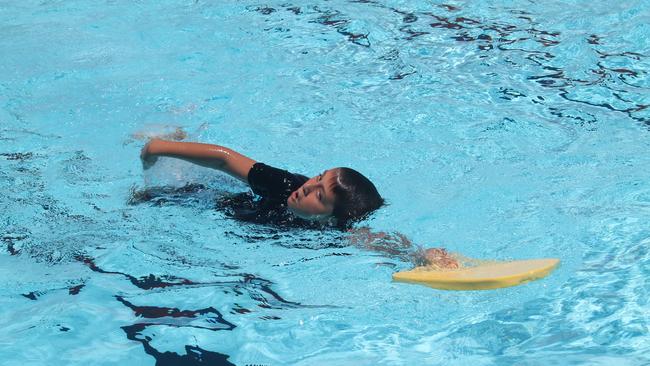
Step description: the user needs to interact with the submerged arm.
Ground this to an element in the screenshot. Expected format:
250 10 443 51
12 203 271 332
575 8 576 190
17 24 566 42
140 139 256 183
347 228 459 268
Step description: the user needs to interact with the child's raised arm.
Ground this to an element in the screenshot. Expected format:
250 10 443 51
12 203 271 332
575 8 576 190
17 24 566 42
140 139 256 183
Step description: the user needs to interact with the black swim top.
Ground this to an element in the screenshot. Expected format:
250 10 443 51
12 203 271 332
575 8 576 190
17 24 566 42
247 162 308 203
216 162 321 228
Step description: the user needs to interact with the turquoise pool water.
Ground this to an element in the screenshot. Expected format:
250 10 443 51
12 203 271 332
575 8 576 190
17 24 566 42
1 1 649 365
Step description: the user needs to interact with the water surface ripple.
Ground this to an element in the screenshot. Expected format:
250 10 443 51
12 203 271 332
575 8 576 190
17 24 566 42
1 1 649 365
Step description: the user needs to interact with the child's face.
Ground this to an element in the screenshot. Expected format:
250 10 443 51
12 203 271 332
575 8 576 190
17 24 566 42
287 168 339 222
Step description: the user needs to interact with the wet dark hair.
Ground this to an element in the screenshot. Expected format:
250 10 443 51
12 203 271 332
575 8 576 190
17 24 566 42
330 167 384 229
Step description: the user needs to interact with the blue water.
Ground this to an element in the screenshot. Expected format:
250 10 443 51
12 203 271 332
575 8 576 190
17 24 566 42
1 1 649 365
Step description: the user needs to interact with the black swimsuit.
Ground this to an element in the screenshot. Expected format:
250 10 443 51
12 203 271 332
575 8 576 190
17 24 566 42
247 163 308 204
130 162 323 228
216 163 321 228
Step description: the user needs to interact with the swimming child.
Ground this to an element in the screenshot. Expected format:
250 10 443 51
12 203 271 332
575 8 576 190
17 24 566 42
140 139 458 268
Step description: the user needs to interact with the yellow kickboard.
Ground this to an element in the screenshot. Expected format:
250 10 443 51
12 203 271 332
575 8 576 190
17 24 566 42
392 258 560 290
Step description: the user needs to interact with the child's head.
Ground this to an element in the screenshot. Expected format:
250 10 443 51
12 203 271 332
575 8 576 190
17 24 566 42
287 167 383 228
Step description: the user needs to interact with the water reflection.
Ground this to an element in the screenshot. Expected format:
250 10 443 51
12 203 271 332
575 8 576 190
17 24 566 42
250 1 649 127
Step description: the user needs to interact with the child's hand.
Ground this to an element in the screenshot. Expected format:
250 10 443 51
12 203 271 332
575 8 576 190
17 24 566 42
423 248 459 269
140 140 159 170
